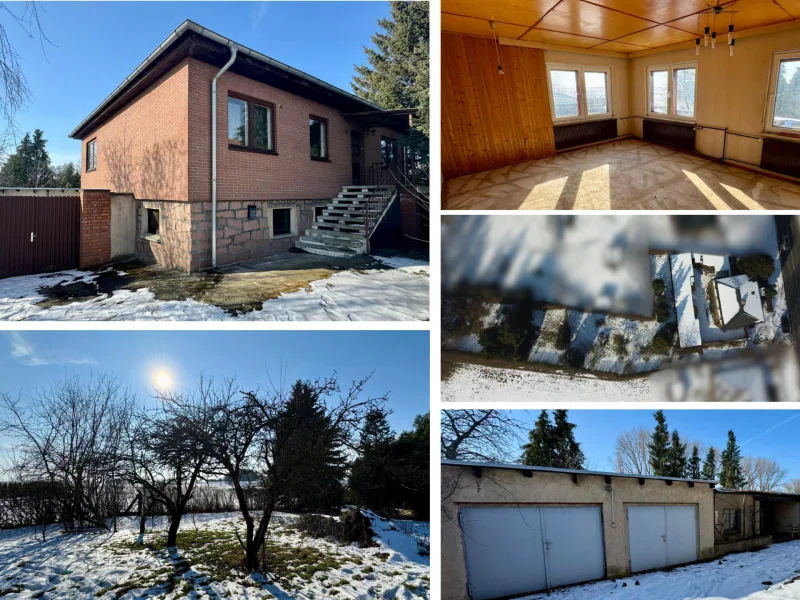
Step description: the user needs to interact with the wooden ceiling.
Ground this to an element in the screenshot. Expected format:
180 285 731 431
442 0 800 55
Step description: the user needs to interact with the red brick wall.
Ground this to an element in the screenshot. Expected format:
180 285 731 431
80 61 190 201
79 189 112 268
188 59 361 202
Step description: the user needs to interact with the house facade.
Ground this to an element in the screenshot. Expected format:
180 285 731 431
70 21 413 272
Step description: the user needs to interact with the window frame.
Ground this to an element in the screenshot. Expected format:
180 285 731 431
227 92 277 154
764 49 800 135
268 206 298 239
722 508 740 535
86 138 97 173
309 115 330 161
546 63 613 123
646 61 698 123
381 136 398 169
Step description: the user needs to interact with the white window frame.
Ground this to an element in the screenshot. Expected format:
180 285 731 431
646 61 698 123
546 64 613 123
764 49 800 135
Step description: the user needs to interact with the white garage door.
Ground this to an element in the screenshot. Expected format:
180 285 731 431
460 506 605 600
627 505 698 573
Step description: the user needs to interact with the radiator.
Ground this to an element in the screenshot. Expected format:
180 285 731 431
760 138 800 179
642 119 695 151
553 119 617 151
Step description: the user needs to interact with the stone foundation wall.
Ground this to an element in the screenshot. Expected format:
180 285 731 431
714 535 772 558
136 200 193 272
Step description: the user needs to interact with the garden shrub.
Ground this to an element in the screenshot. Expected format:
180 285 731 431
479 297 536 361
295 509 377 548
734 254 775 282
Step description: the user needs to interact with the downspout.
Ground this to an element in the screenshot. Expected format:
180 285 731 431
211 42 238 268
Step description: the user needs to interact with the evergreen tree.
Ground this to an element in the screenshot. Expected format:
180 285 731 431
521 410 555 467
551 410 585 469
0 129 60 187
667 430 687 477
359 408 394 450
720 430 746 489
648 410 671 476
52 162 81 188
701 447 717 481
687 445 702 479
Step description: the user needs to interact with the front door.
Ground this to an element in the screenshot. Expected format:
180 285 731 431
351 131 363 184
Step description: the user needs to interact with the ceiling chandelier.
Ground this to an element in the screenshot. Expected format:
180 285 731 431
696 1 738 56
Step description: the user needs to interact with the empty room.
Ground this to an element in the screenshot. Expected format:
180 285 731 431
441 0 800 210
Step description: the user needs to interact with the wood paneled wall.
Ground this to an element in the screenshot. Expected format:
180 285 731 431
442 33 556 180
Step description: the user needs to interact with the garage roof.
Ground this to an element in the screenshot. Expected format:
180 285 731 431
442 459 718 484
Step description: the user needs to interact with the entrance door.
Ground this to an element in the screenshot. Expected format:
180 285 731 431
0 195 81 279
460 505 605 600
627 505 698 573
351 131 363 184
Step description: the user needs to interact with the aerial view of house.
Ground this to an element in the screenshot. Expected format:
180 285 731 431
441 0 800 211
441 214 800 401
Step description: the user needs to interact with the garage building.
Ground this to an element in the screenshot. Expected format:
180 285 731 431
715 489 800 555
442 460 716 600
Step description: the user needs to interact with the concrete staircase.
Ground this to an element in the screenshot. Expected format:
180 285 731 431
297 185 391 258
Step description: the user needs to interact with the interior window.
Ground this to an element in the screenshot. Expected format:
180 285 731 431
772 56 800 131
273 208 291 236
547 65 611 121
673 67 696 118
649 70 669 115
310 118 327 159
585 71 609 115
228 98 248 145
648 64 696 119
550 69 580 119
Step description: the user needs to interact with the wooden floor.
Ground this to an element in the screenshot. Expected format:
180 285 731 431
443 138 800 211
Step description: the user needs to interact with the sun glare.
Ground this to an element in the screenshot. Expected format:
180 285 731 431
154 370 172 390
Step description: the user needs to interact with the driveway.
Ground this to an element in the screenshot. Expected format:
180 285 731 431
0 252 429 321
523 540 800 600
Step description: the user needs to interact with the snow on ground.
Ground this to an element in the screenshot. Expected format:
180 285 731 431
522 540 800 600
0 257 429 321
441 361 651 402
0 511 430 599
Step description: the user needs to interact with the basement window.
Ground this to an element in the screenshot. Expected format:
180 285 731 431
314 206 325 221
723 509 740 534
546 64 612 122
647 62 697 121
269 207 295 238
310 116 328 160
766 50 800 133
248 205 257 220
86 139 97 172
146 208 160 236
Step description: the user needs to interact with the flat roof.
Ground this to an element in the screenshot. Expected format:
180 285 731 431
442 459 718 485
70 20 386 139
670 253 703 348
717 488 800 500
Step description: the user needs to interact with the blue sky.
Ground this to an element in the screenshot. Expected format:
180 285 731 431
4 1 390 165
0 330 429 435
511 410 800 479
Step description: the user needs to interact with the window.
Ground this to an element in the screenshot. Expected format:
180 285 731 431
722 509 740 535
310 116 328 159
247 205 257 220
228 95 275 151
546 64 612 121
647 62 697 120
86 139 97 172
314 206 326 221
766 50 800 133
272 208 292 236
146 208 160 236
381 137 397 169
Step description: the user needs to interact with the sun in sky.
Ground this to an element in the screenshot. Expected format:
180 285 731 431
154 369 173 391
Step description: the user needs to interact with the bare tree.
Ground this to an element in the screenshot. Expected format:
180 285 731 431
441 410 525 462
0 375 134 531
741 456 787 491
783 479 800 494
614 427 652 475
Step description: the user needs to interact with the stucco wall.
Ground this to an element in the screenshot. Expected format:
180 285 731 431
543 50 633 137
187 59 364 202
773 501 800 535
629 27 800 164
442 465 715 600
80 61 190 202
714 493 758 543
110 193 135 258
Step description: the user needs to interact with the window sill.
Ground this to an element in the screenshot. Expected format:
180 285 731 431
553 115 615 125
310 156 331 163
141 234 162 244
228 144 278 156
86 168 96 173
271 232 296 240
761 131 800 143
643 115 696 125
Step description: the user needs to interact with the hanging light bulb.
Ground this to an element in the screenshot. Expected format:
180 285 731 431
711 31 717 49
490 21 504 75
704 26 710 46
730 38 735 56
696 38 700 55
728 24 734 44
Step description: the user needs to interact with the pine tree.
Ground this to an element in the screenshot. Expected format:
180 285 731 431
701 447 717 481
667 430 687 477
687 445 701 479
521 411 555 467
0 129 55 187
648 410 671 476
720 430 746 489
359 408 394 450
551 410 585 469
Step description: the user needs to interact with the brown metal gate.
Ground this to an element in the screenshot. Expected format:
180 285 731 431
0 195 81 279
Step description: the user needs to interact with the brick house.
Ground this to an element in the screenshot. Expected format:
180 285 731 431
69 20 416 272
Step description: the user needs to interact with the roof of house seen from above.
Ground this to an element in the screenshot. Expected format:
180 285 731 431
716 275 764 329
70 20 413 139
